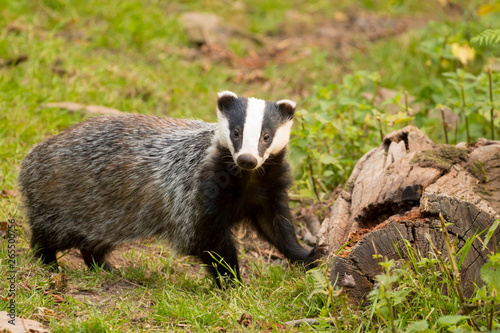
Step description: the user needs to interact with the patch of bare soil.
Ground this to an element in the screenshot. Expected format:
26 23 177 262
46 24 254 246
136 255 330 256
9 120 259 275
280 10 427 50
58 232 300 289
60 242 158 271
176 8 431 89
199 10 428 68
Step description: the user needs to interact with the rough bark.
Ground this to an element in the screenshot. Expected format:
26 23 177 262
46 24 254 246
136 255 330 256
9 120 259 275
318 126 500 303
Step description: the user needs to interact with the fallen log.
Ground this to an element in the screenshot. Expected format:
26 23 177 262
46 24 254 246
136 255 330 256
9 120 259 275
318 126 500 303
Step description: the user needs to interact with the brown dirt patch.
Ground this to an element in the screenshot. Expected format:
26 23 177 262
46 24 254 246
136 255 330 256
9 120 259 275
178 8 431 89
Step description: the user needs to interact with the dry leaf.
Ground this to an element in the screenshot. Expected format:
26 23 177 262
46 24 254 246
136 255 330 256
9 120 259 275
35 307 62 320
451 43 475 65
1 189 19 198
238 313 253 327
51 294 65 303
19 281 32 291
333 11 348 22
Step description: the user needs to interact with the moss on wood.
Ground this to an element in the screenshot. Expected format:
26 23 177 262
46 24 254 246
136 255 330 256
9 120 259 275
344 180 354 192
412 145 468 171
467 161 488 183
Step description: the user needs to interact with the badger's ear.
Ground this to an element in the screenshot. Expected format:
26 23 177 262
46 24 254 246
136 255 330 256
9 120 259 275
217 91 238 112
276 99 296 119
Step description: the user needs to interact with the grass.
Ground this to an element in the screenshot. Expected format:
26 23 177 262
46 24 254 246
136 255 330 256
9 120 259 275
1 0 499 332
8 230 325 331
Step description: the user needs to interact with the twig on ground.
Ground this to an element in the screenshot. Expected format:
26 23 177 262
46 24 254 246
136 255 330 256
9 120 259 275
284 318 334 327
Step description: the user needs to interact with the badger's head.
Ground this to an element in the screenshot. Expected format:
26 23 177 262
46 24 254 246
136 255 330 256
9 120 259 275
216 90 296 171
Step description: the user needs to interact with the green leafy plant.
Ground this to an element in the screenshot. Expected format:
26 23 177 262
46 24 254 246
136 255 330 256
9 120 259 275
304 216 499 331
293 18 500 201
471 29 500 47
290 71 412 200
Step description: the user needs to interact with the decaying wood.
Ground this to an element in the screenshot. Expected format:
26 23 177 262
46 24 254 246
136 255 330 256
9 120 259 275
318 126 500 303
304 214 322 236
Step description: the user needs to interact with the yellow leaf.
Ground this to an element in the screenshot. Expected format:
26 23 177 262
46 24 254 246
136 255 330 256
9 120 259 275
451 43 476 65
477 4 500 16
333 11 348 22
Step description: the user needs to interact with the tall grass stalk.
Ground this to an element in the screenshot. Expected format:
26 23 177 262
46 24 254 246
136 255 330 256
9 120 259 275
489 66 495 140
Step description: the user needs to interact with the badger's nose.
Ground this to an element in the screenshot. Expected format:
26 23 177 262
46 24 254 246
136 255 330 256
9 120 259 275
237 154 258 170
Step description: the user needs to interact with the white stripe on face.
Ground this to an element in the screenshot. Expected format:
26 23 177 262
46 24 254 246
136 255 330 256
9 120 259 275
216 110 234 153
267 119 293 156
234 97 265 167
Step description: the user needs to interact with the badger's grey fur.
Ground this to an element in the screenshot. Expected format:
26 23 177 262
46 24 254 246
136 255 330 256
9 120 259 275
19 91 321 287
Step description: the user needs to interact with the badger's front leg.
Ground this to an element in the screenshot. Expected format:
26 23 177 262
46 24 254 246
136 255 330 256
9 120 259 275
195 217 241 288
198 245 240 288
252 200 320 268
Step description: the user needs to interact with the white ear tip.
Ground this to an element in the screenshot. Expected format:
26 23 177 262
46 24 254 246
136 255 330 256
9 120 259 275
217 91 238 99
277 99 296 109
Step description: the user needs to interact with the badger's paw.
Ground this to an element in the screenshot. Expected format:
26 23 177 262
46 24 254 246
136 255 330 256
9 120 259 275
304 243 328 270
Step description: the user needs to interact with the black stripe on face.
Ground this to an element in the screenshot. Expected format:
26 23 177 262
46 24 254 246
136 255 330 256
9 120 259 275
219 97 247 154
259 102 287 157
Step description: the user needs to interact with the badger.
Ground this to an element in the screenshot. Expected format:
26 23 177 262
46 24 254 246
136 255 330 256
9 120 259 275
19 91 321 287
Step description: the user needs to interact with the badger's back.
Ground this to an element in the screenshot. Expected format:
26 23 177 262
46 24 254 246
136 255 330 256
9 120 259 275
19 115 216 253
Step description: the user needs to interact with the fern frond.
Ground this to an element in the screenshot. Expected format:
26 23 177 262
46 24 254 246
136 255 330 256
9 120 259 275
471 29 500 47
308 269 328 293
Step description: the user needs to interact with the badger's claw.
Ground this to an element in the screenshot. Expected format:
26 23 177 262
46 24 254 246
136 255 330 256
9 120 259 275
304 243 328 270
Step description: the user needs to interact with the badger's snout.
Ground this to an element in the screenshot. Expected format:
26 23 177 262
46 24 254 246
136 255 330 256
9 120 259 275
237 154 258 170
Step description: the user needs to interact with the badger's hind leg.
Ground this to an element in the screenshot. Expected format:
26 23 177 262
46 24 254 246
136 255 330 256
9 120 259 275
30 229 58 268
81 245 114 271
32 244 58 268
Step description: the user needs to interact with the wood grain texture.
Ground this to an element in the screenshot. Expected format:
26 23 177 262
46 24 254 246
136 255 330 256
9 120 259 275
318 126 500 303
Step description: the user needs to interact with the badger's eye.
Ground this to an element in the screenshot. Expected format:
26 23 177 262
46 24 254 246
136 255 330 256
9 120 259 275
263 134 270 142
233 129 240 138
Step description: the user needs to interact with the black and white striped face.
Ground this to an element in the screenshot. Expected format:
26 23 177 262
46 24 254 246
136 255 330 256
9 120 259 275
216 91 296 170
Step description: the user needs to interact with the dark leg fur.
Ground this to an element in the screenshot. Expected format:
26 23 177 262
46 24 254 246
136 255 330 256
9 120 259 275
31 233 58 268
197 233 241 288
253 201 319 269
33 247 58 267
81 247 114 271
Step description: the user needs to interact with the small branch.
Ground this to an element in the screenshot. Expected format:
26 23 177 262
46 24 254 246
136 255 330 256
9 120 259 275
465 115 470 144
460 83 470 144
404 90 409 115
438 214 481 331
308 162 321 202
0 54 28 67
438 214 465 304
304 215 321 236
377 117 384 142
440 107 449 144
315 176 330 195
300 121 321 202
488 66 495 141
437 35 449 73
488 301 494 331
284 318 329 327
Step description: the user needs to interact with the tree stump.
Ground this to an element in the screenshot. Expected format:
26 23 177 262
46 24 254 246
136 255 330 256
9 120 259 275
318 126 500 303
